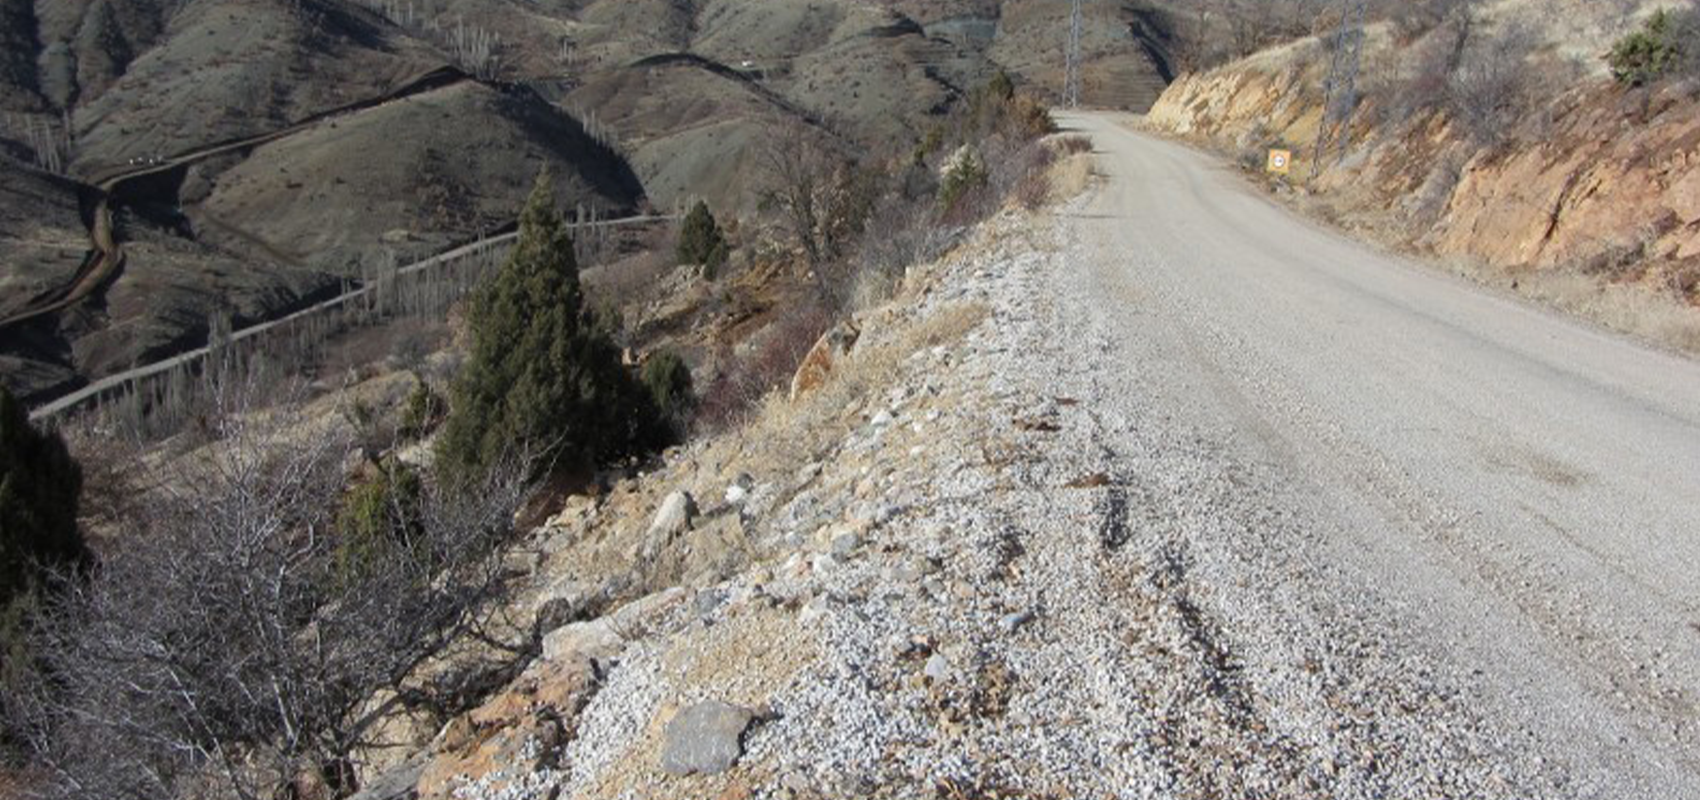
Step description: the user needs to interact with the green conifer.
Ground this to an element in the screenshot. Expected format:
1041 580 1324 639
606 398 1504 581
436 172 661 481
0 387 86 609
675 200 730 279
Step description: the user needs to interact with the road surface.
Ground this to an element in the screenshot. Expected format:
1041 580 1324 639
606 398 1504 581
1058 111 1700 795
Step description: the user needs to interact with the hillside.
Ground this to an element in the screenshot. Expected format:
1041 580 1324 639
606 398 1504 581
0 0 1186 406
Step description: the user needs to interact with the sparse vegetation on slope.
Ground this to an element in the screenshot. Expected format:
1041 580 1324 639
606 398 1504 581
3 375 532 800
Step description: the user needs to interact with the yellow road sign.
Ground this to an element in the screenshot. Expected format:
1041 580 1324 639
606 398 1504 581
1267 149 1292 175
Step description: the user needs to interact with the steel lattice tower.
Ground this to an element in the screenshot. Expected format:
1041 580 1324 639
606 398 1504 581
1065 0 1084 108
1312 0 1367 175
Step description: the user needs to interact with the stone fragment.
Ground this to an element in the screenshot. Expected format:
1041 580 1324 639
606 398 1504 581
660 701 755 776
830 531 861 560
1000 610 1035 633
649 491 698 540
924 652 950 683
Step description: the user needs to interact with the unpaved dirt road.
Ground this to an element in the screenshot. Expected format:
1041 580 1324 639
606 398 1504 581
1059 111 1700 795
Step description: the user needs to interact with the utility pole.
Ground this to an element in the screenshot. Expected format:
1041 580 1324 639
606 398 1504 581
1065 0 1084 108
1311 0 1367 177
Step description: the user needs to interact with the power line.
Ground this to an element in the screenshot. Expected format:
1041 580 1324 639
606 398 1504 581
1065 0 1084 108
1311 0 1367 177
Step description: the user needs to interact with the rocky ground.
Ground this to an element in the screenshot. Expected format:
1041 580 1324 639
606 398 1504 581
359 196 1590 799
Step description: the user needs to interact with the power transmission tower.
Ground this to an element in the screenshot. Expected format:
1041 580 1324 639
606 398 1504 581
1311 0 1367 177
1065 0 1084 108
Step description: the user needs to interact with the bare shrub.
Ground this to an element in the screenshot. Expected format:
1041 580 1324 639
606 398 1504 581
1388 0 1477 43
696 301 833 431
6 378 530 800
757 123 885 308
850 197 960 309
1447 20 1542 145
1053 135 1092 156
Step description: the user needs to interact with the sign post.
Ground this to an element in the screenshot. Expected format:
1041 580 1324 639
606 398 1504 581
1266 149 1292 176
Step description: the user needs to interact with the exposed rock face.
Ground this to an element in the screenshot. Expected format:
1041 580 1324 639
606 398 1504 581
1146 36 1700 301
788 319 861 401
658 701 755 777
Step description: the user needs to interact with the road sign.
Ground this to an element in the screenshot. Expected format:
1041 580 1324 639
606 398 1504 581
1267 149 1292 175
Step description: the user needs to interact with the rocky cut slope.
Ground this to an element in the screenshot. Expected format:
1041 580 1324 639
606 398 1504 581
1144 0 1700 349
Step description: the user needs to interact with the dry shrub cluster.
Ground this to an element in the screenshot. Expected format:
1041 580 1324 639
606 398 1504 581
694 74 1068 433
695 300 835 431
738 301 991 477
3 377 533 800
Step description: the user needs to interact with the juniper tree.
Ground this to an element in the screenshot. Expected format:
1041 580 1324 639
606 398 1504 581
437 171 660 482
675 200 729 278
0 387 87 722
0 387 86 611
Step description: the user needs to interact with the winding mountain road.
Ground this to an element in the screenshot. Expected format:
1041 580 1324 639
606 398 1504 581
1059 111 1700 795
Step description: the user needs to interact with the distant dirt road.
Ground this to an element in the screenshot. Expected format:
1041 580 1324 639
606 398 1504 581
1059 111 1700 795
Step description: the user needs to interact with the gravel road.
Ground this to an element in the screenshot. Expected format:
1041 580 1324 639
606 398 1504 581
437 115 1700 800
1054 111 1700 796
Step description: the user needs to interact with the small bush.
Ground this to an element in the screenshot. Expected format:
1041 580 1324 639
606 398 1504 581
1609 9 1684 86
641 350 694 432
1005 95 1056 141
1448 21 1541 145
1054 135 1092 156
398 377 444 441
675 201 730 278
696 302 833 430
1014 167 1052 211
939 145 989 211
335 459 423 580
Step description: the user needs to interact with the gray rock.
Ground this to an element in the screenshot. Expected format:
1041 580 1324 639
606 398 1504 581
830 531 862 560
870 409 894 427
695 587 728 620
649 491 698 539
924 652 950 683
725 473 754 505
660 701 755 776
1000 610 1035 633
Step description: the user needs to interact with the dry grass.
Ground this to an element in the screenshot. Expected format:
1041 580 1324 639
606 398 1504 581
1048 154 1095 204
1447 260 1700 354
729 301 991 479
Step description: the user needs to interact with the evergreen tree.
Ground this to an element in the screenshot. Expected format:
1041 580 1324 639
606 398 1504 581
436 172 661 481
641 350 694 433
675 200 729 278
1609 9 1682 86
0 387 87 610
